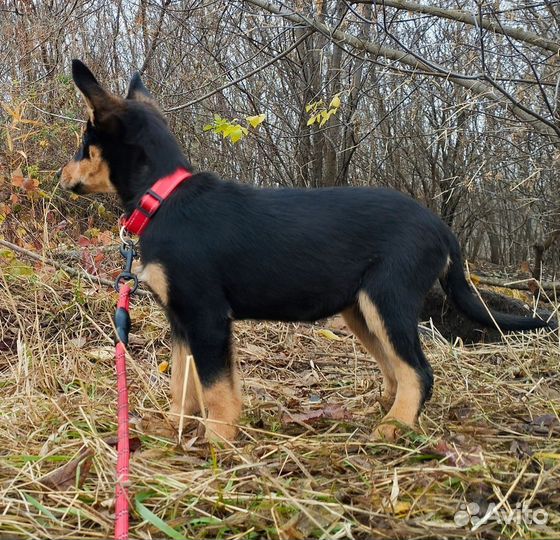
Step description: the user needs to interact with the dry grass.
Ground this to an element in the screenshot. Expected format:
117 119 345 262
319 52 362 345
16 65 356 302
1 259 559 539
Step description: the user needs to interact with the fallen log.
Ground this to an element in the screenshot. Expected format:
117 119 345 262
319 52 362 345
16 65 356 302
474 275 559 292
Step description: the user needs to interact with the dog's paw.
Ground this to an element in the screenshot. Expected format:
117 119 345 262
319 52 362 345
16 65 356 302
204 420 238 444
372 421 399 442
372 416 417 442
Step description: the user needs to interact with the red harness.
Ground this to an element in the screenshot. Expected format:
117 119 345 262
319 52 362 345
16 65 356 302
123 167 192 235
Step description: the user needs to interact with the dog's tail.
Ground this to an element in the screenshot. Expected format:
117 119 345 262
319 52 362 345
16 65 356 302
439 235 553 332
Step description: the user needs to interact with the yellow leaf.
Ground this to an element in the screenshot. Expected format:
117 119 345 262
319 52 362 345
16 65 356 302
227 125 248 143
0 249 15 260
317 329 341 341
307 115 317 126
158 361 169 373
534 452 560 461
6 262 35 277
329 93 341 109
385 500 411 515
319 110 332 127
246 113 266 128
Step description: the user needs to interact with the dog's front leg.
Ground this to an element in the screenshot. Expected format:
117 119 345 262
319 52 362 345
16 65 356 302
168 337 200 422
174 311 242 443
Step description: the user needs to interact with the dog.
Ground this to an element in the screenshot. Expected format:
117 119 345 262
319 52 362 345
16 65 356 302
59 60 551 442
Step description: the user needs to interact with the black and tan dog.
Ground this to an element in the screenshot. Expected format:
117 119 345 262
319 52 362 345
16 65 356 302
60 60 551 442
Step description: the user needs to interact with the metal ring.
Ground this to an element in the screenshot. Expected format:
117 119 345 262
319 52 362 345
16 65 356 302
114 272 139 294
119 225 135 247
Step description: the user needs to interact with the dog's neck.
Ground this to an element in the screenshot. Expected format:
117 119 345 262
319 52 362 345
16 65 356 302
118 159 191 215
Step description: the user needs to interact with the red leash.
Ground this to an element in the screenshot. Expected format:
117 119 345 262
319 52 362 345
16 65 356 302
111 168 189 538
113 236 138 540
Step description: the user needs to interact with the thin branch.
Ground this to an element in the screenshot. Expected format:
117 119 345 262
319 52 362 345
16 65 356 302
0 239 151 297
166 29 314 112
352 0 560 53
243 0 560 140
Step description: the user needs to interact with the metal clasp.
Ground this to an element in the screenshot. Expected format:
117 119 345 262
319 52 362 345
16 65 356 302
115 226 139 293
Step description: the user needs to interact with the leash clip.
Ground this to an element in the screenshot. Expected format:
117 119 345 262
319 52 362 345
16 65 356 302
115 225 139 293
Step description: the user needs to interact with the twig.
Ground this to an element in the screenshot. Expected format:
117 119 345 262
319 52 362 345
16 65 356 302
166 29 314 112
0 239 151 297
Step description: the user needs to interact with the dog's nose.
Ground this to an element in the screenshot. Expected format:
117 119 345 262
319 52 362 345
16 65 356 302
55 168 62 180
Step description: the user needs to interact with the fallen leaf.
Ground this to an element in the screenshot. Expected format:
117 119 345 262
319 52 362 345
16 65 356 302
158 360 169 373
78 235 91 248
103 435 142 452
525 414 560 436
22 178 39 192
70 336 87 348
85 346 114 361
449 405 474 422
97 230 113 246
425 440 483 467
317 329 341 341
281 403 352 426
39 436 141 490
11 167 24 188
510 439 533 458
39 448 93 489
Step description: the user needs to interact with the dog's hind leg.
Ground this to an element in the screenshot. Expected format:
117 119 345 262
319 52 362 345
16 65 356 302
357 290 433 441
342 305 397 410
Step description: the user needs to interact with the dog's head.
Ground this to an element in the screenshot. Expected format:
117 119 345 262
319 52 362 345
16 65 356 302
59 60 187 205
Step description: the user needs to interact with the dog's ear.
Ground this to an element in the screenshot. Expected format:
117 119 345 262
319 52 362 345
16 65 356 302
72 59 122 128
126 72 160 110
127 72 151 100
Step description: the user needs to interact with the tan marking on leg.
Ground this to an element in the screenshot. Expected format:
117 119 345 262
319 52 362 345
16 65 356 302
203 369 242 442
342 306 397 409
60 144 115 193
139 263 168 305
357 291 423 441
169 340 199 423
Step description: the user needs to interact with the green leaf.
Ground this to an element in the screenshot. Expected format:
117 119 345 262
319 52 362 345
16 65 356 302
307 114 317 126
23 493 59 522
7 262 34 276
202 124 213 132
135 494 186 539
